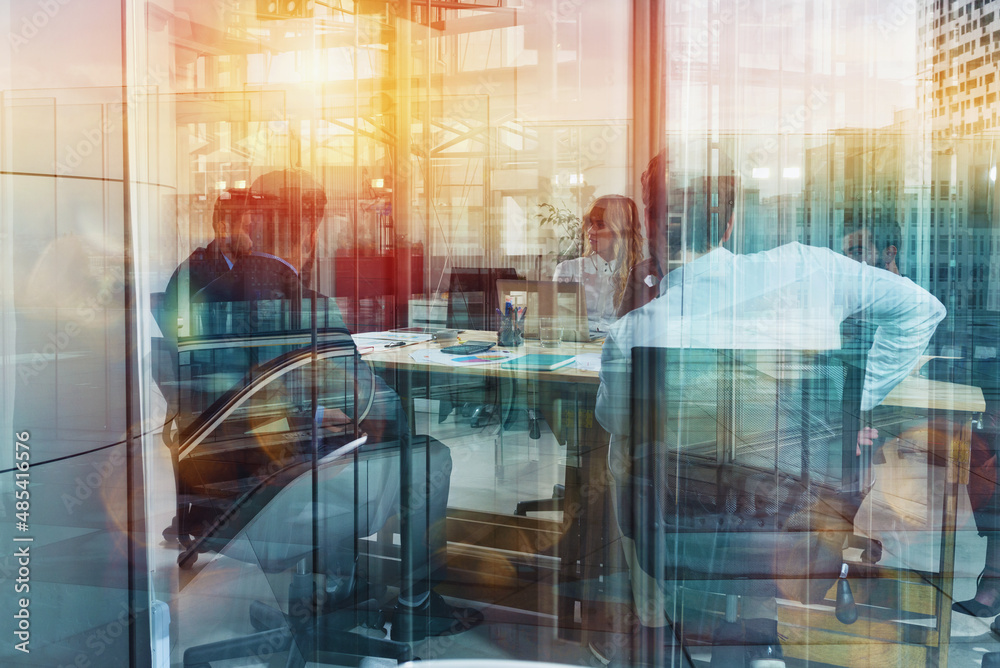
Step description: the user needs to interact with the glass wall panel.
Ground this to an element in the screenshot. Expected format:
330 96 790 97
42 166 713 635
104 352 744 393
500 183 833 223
6 0 1000 666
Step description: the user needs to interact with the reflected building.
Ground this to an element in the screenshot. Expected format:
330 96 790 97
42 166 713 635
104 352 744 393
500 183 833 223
919 0 1000 350
924 0 1000 138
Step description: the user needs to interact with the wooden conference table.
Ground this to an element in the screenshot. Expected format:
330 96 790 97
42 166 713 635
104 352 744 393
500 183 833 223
366 334 986 665
365 331 608 641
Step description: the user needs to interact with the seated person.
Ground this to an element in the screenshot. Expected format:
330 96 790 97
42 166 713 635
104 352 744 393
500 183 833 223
594 152 945 665
186 168 482 642
154 188 253 541
159 187 254 349
553 195 656 331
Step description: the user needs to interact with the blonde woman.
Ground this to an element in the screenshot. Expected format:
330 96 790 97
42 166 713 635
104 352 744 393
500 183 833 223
553 195 656 331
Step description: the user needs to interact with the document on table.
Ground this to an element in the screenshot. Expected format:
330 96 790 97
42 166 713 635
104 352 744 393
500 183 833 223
353 331 434 353
573 353 602 372
409 348 519 366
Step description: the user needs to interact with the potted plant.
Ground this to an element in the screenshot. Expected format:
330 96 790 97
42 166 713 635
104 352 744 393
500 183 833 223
538 203 583 262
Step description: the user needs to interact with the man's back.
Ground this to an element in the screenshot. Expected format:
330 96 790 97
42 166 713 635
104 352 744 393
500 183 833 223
596 242 946 440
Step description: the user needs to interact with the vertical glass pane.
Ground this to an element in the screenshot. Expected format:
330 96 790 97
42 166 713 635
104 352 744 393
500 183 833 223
6 0 1000 665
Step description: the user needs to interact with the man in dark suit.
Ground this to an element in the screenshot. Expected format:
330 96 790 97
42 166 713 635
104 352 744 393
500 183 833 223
153 188 252 543
189 168 482 642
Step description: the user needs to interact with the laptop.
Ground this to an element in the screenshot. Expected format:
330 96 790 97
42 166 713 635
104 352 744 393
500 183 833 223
495 279 604 343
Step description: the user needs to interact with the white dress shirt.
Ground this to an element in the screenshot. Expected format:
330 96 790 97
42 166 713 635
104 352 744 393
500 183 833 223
553 255 619 331
595 242 947 440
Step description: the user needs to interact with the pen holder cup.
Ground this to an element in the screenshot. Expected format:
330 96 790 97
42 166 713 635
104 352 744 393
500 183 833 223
497 316 524 347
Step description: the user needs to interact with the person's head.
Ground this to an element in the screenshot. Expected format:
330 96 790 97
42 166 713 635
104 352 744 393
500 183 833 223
582 195 644 308
247 169 328 270
640 150 736 272
583 195 641 262
842 221 901 274
212 188 253 258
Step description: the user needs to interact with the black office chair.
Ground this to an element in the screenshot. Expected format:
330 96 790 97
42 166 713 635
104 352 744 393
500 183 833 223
445 267 518 332
174 341 414 668
436 267 529 430
624 346 869 666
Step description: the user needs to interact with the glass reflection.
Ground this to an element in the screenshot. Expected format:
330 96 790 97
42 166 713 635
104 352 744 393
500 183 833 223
3 0 1000 666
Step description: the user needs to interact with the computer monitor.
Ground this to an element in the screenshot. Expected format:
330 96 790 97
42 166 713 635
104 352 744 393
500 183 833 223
446 267 520 331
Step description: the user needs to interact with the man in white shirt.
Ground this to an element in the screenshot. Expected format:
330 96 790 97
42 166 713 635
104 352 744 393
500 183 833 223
842 221 902 276
593 152 945 666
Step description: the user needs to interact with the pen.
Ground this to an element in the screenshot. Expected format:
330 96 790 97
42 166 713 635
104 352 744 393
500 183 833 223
386 341 406 348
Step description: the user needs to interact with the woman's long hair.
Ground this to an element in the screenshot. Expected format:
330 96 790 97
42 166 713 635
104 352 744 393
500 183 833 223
582 195 643 310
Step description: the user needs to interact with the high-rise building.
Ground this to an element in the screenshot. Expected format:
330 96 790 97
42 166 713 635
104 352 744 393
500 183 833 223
923 0 1000 137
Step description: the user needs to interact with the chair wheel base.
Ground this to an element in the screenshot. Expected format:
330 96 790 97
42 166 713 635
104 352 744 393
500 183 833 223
470 404 496 428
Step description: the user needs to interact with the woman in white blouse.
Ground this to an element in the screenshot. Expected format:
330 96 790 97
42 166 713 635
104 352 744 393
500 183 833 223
553 195 656 331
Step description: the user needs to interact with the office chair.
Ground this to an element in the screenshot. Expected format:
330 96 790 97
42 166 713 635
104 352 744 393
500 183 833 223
174 341 414 668
437 267 528 430
445 267 518 332
625 346 868 667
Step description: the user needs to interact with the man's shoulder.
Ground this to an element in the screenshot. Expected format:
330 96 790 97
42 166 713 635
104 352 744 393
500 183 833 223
168 243 230 284
166 245 208 278
734 242 853 279
187 244 214 261
752 241 838 262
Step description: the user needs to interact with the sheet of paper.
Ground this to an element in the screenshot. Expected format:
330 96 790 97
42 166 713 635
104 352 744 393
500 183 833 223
354 331 434 343
573 352 602 372
409 348 519 366
351 337 398 353
352 331 434 351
